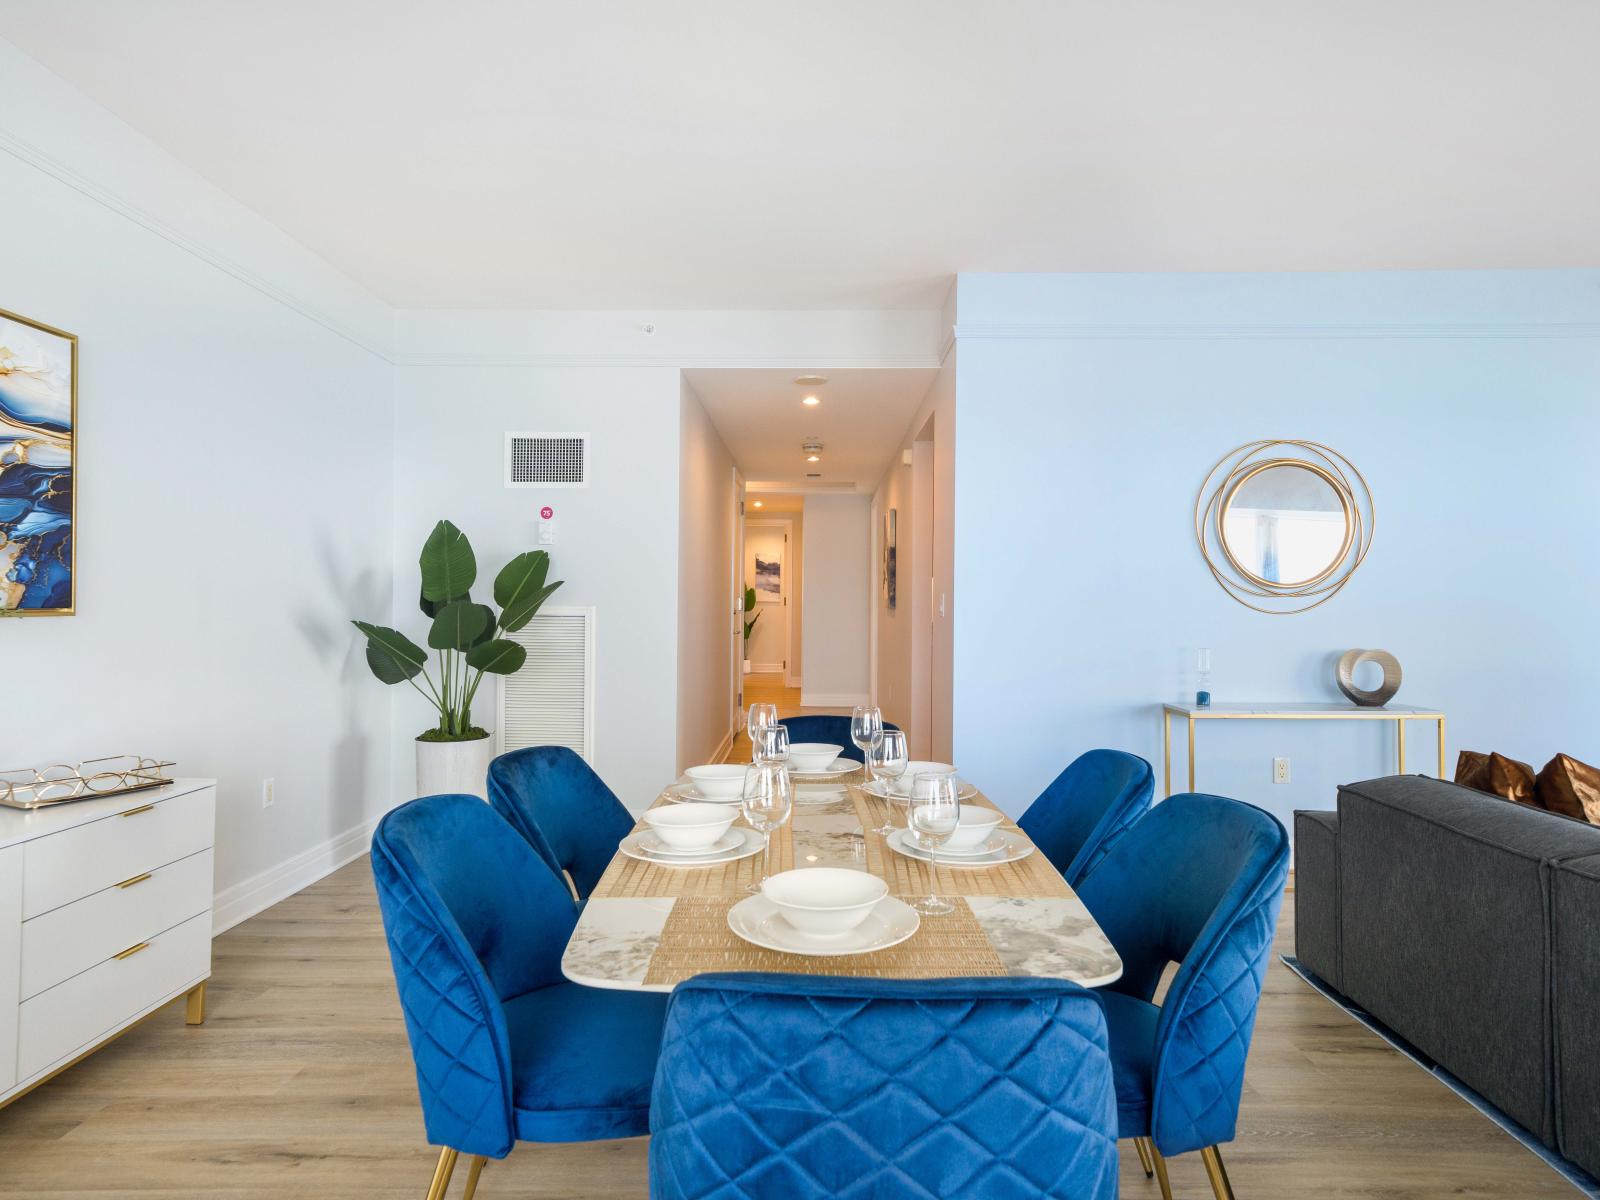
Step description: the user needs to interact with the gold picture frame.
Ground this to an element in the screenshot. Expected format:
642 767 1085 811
0 305 77 616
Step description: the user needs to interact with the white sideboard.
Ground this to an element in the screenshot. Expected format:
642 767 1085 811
0 777 215 1109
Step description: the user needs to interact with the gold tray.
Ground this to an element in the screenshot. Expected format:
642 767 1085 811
0 756 176 811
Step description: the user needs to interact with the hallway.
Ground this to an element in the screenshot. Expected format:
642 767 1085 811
719 672 850 762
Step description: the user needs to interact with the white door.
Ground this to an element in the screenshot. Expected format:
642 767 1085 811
730 468 746 725
744 520 792 678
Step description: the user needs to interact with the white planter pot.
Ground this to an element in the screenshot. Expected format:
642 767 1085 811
743 658 752 675
415 735 495 800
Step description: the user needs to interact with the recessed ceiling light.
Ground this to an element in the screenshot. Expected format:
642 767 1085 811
751 500 764 508
802 396 820 407
794 374 828 387
806 454 821 463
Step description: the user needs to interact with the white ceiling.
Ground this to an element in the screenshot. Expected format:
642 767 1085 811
2 2 1597 309
684 368 936 491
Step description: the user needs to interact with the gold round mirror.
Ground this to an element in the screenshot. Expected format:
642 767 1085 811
1195 441 1373 615
1219 460 1354 589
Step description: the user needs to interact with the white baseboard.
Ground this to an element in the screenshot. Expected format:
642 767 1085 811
711 727 736 765
751 661 785 674
212 812 383 935
800 691 870 708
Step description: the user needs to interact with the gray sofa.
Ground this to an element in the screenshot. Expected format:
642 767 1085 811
1295 774 1600 1179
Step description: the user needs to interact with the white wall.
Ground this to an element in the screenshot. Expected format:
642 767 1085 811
801 495 872 706
677 378 735 770
391 344 681 811
951 270 1600 826
0 38 396 925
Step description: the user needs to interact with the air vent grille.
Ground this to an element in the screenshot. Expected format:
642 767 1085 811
498 606 596 760
506 433 588 488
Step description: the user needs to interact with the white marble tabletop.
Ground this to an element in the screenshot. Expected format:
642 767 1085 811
1163 701 1444 718
562 779 1124 993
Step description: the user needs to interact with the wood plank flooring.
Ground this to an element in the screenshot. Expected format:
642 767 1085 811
0 841 1579 1197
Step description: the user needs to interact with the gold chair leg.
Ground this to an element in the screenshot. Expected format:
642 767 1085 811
1201 1145 1237 1200
462 1154 488 1200
1133 1136 1154 1178
185 982 206 1025
1150 1145 1174 1200
423 1147 459 1200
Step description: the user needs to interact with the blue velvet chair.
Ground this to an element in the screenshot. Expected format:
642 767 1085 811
1076 792 1290 1200
649 972 1120 1200
778 714 902 763
372 793 667 1200
488 745 634 902
1018 748 1155 887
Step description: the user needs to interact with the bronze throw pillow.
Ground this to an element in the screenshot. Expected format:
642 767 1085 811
1489 752 1539 806
1537 753 1600 825
1455 750 1493 793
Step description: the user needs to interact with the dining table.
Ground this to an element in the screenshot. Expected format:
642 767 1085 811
561 765 1124 992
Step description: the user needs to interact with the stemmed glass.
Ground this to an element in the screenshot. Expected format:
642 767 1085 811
753 723 790 768
867 728 909 836
741 763 793 894
907 771 959 915
747 702 778 747
850 705 884 776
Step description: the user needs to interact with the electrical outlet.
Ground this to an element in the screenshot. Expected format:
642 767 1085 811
1272 757 1291 785
262 778 275 809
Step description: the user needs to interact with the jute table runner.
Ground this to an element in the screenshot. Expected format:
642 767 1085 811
590 774 1071 981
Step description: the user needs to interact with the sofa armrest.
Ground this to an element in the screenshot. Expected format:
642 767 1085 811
1293 810 1341 992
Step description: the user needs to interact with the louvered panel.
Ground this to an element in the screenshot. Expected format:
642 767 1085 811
497 606 595 761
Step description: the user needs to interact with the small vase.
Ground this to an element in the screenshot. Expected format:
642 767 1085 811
415 735 495 800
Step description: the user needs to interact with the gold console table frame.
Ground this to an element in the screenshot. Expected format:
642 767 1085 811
1162 702 1446 797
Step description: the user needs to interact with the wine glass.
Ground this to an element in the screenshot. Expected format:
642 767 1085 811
753 723 790 768
907 771 959 915
747 702 778 747
850 705 884 774
741 763 793 894
867 729 909 836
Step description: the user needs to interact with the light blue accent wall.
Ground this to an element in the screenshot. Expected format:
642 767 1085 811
951 271 1600 832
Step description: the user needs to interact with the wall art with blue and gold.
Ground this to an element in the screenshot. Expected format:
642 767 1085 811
0 308 76 615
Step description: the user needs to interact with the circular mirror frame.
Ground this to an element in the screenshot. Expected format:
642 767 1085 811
1218 458 1355 590
1195 440 1374 615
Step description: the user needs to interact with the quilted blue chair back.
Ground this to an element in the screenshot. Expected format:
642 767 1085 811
488 745 634 899
371 793 578 1158
649 973 1119 1200
777 714 901 763
1018 748 1154 886
1077 793 1289 1156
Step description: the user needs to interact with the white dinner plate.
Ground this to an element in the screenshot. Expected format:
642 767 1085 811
633 828 744 858
859 777 979 802
789 760 860 778
619 827 765 867
663 782 744 805
885 828 1035 868
727 894 920 957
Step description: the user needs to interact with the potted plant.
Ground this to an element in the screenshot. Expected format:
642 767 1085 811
742 585 759 675
352 520 563 798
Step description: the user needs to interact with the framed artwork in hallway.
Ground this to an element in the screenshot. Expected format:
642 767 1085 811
753 550 782 600
0 307 76 616
883 507 897 610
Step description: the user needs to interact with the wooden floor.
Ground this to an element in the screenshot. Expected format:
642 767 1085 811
0 810 1578 1197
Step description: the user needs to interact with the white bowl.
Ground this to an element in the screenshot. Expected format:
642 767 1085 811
891 762 960 796
761 868 888 938
788 743 843 772
684 764 749 800
640 802 737 850
944 806 1005 851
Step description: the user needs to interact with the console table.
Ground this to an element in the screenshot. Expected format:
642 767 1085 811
1162 703 1446 797
0 778 215 1110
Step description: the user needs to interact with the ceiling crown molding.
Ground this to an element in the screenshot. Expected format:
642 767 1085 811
953 320 1600 342
0 124 394 362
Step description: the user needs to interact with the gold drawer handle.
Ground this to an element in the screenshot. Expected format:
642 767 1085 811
113 942 151 961
119 804 155 818
115 872 153 889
